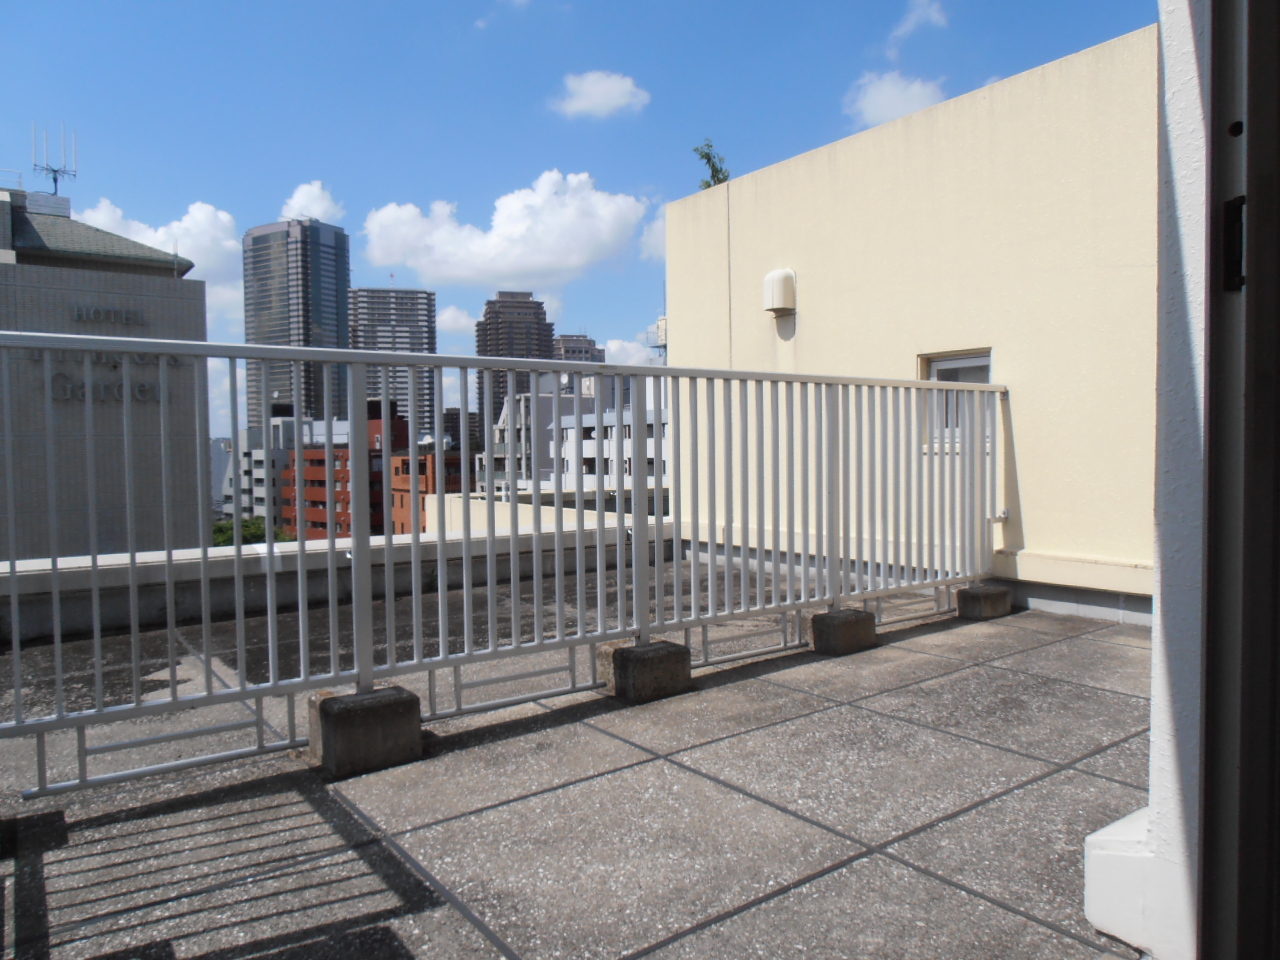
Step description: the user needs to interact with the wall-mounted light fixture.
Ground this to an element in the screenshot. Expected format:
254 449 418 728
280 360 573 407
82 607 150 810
764 268 796 316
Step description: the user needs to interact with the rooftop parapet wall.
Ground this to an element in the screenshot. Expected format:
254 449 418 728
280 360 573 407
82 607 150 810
666 25 1159 597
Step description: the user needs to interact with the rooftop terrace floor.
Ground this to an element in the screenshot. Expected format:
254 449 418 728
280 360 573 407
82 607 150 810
1 608 1150 959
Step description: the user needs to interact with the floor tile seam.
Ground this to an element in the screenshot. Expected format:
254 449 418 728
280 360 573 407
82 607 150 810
872 763 1082 852
657 753 874 849
749 654 976 708
618 847 878 960
978 661 1151 702
1077 635 1153 653
328 783 525 960
642 698 848 757
891 625 1118 669
847 700 1062 767
1065 766 1149 794
875 726 1154 851
372 755 662 840
874 849 1112 953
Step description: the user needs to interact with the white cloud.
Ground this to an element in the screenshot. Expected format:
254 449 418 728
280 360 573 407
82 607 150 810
640 205 666 261
887 0 947 59
75 198 244 342
438 305 479 333
364 170 647 289
550 71 651 119
539 292 564 323
280 180 345 223
843 71 945 129
605 323 661 367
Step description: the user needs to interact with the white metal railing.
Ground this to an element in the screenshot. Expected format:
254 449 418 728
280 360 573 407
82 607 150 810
0 330 1003 795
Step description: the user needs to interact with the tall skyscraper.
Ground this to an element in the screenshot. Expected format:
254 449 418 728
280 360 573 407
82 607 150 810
349 287 437 433
553 334 606 364
475 291 554 422
243 219 350 425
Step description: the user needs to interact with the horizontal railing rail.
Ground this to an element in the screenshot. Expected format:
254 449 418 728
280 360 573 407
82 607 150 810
0 329 1003 795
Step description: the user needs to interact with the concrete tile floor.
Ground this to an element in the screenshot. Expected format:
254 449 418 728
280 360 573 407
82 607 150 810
1 608 1150 959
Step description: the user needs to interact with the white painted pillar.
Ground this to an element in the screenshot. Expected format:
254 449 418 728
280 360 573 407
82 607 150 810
1083 3 1208 958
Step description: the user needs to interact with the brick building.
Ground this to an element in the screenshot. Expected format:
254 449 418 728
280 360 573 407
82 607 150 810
280 405 408 539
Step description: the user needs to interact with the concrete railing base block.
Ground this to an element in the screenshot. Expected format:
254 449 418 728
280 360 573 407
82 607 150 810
807 608 878 656
957 583 1012 620
606 640 692 704
310 685 422 779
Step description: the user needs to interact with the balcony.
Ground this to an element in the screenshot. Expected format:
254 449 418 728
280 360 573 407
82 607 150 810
0 331 1146 958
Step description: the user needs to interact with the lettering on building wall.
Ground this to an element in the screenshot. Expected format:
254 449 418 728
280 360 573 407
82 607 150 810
28 349 186 367
49 373 162 403
74 307 147 326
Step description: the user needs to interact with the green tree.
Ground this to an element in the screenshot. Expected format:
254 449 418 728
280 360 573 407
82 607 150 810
212 516 295 546
694 139 730 189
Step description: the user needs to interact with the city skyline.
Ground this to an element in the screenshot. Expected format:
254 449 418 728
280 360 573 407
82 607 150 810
7 0 1156 366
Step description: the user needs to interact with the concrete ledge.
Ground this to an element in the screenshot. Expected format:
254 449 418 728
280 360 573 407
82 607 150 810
957 583 1012 620
311 686 422 779
605 641 692 704
809 608 878 656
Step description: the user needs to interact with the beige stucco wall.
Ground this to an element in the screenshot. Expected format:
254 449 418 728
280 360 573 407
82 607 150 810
666 25 1158 597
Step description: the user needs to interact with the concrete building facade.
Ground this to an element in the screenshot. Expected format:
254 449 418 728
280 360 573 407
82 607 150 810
243 219 350 425
553 334 605 364
475 291 553 425
349 286 437 433
665 26 1159 618
0 189 207 560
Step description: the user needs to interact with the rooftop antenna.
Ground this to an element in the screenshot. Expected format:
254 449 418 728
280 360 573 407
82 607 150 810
32 121 77 195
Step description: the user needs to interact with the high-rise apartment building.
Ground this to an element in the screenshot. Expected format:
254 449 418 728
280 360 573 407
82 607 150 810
349 287 437 434
553 334 605 364
243 219 350 425
475 291 553 423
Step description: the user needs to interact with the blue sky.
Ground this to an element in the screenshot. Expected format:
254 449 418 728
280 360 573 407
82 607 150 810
6 0 1156 361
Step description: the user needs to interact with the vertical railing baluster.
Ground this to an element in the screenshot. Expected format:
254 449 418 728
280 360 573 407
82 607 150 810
381 367 395 667
552 370 566 643
409 366 423 662
826 383 839 604
755 380 765 610
484 369 497 651
261 363 279 687
800 381 810 604
630 374 650 642
2 351 21 724
348 363 375 693
159 356 177 699
614 374 627 633
653 374 666 627
434 367 448 658
195 359 213 699
324 366 339 675
671 375 683 623
573 373 586 638
706 378 717 618
739 379 749 612
770 380 781 607
723 379 734 612
293 361 310 680
82 352 104 709
122 354 140 705
229 359 246 689
689 378 701 622
461 366 475 656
